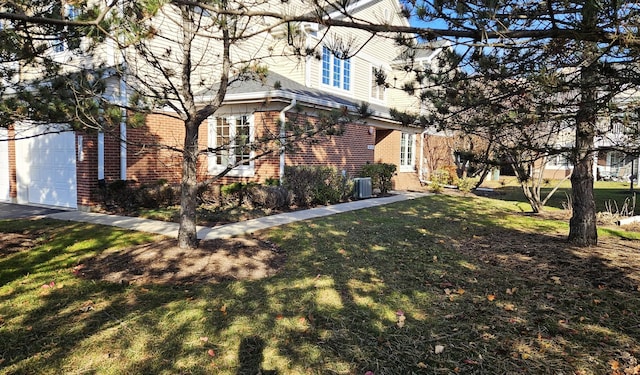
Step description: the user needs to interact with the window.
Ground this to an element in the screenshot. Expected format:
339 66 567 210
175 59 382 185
50 5 79 53
322 46 351 91
208 115 254 176
547 153 571 168
67 5 80 20
371 67 385 101
400 132 415 171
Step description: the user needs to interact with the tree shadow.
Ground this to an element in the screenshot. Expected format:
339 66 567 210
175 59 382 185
237 336 277 375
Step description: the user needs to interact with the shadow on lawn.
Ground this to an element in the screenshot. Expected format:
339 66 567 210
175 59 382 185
2 195 640 374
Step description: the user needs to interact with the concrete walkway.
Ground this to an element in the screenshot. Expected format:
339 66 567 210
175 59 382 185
46 191 429 240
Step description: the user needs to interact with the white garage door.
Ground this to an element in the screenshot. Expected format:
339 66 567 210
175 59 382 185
15 123 77 208
0 128 9 201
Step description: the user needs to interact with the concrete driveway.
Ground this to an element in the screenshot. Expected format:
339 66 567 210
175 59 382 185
0 202 66 219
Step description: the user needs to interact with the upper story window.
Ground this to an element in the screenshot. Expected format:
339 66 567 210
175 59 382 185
400 132 415 171
208 114 255 177
322 46 351 92
370 66 386 102
50 5 80 53
547 153 571 168
67 5 80 20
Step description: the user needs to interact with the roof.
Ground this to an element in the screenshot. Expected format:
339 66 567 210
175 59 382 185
197 71 400 124
392 40 449 63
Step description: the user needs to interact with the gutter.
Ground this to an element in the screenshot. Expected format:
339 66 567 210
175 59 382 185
419 129 428 184
279 99 297 183
119 73 127 181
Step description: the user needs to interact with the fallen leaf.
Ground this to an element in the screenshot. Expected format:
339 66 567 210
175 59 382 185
276 314 284 320
200 336 209 342
433 255 438 262
207 349 215 357
464 359 479 365
551 276 562 285
506 287 517 295
220 304 227 315
435 345 445 354
444 288 452 295
487 294 496 301
417 362 427 368
457 288 465 295
503 304 515 311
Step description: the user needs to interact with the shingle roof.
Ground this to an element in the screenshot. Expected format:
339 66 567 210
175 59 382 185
198 71 394 120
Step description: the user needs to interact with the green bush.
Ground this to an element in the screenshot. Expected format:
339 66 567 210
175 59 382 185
137 180 179 208
221 182 257 207
97 179 179 210
247 185 293 210
283 166 350 207
359 163 396 195
457 177 477 194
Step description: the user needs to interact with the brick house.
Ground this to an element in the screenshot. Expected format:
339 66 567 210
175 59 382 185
0 0 445 210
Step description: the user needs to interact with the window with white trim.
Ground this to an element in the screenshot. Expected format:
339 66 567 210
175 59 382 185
400 132 415 171
321 46 351 92
370 66 386 101
50 5 80 53
547 153 571 168
208 114 255 176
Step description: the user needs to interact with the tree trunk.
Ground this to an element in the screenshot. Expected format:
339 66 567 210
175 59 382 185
568 60 598 246
569 154 597 245
178 120 200 249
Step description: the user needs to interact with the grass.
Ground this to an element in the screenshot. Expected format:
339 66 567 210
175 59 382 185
1 195 640 374
481 179 638 213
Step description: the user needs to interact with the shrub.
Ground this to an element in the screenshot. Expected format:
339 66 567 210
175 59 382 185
359 163 396 196
457 177 477 195
96 179 138 210
96 179 179 210
221 182 257 207
247 185 293 210
429 169 450 194
137 180 179 208
283 166 350 207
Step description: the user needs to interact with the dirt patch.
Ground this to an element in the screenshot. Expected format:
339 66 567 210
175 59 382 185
1 231 285 286
70 237 285 285
455 228 640 292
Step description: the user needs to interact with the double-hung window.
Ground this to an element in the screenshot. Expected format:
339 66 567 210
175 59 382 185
322 46 351 92
51 5 80 53
370 66 386 101
400 132 415 172
208 115 254 176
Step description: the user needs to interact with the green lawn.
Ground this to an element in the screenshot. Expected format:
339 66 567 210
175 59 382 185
482 179 638 213
1 195 639 374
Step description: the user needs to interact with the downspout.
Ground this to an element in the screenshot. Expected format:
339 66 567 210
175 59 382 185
419 129 428 184
279 99 296 183
119 74 127 181
117 0 127 181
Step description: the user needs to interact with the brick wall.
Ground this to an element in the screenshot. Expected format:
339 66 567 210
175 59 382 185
373 129 422 190
284 115 375 178
124 113 209 185
76 132 98 207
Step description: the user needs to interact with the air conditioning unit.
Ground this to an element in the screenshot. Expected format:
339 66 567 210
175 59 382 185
353 177 372 199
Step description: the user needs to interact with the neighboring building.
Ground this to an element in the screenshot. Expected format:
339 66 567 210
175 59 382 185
0 0 446 209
